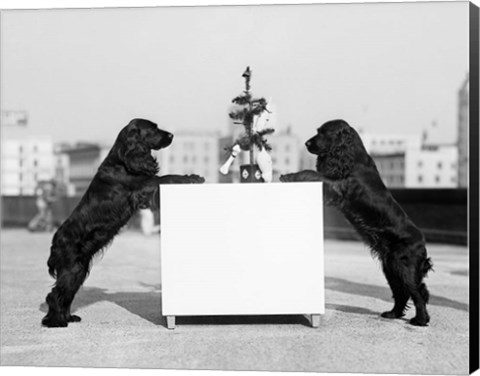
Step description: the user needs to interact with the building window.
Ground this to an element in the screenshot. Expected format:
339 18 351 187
33 159 38 167
285 158 290 165
435 176 440 183
170 155 175 163
204 156 209 163
183 155 188 163
192 156 197 163
19 173 23 181
33 145 38 153
418 161 423 168
437 162 442 169
204 142 210 151
285 144 290 152
19 146 23 153
418 175 423 183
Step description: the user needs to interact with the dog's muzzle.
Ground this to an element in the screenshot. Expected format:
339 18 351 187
155 132 173 149
305 139 318 154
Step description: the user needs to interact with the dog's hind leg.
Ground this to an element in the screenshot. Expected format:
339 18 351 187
386 257 430 326
407 276 430 326
42 263 87 327
381 262 410 320
403 253 431 326
405 248 432 326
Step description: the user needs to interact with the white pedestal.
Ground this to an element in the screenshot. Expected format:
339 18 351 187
160 182 324 329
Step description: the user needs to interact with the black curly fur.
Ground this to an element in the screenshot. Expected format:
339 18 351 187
42 118 205 328
280 119 433 326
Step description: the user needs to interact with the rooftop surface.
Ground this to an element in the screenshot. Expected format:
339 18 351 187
0 229 469 374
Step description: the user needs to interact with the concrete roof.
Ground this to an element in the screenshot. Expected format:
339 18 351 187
0 229 469 374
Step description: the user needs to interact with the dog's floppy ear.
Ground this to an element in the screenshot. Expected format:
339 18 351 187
323 126 355 179
118 125 159 176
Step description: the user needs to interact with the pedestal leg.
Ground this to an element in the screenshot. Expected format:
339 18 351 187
311 314 320 328
166 316 176 330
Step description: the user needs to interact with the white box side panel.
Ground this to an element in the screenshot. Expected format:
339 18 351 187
160 182 324 316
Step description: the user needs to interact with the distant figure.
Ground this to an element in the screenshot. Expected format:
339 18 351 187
28 181 56 232
139 208 160 235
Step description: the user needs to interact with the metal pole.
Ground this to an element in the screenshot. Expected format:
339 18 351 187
243 67 254 167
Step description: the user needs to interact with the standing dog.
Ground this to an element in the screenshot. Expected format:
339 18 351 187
42 119 204 327
280 119 433 326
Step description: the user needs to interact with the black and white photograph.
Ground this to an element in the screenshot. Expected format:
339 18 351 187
0 0 478 375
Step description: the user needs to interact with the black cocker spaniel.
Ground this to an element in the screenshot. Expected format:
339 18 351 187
280 119 433 326
42 118 204 328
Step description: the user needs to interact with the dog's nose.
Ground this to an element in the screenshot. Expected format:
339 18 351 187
167 133 174 139
305 140 311 148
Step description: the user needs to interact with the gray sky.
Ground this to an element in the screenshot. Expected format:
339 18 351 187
1 2 469 145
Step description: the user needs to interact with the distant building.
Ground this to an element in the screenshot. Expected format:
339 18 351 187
269 129 302 180
363 132 458 188
372 153 406 187
457 74 469 187
1 110 28 127
370 145 458 188
155 132 221 184
60 143 110 195
361 133 422 155
53 144 76 197
405 145 458 188
1 137 55 195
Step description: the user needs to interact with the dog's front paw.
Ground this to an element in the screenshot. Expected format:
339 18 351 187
184 174 205 184
409 317 429 326
42 315 68 328
279 173 296 183
381 310 404 319
409 312 430 326
68 314 82 323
